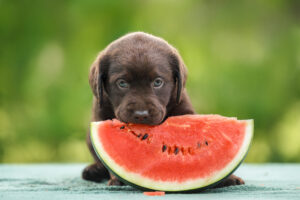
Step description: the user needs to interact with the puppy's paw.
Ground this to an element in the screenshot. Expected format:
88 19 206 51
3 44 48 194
82 163 110 182
214 174 245 188
107 178 124 186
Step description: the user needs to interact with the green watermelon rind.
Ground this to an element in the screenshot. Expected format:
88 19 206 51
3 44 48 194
90 118 253 192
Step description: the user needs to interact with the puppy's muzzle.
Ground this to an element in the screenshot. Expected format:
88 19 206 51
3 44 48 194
116 101 165 125
133 110 149 122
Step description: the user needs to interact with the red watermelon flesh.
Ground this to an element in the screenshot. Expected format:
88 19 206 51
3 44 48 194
91 114 253 191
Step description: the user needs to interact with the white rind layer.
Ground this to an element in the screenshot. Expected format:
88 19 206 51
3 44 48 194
91 119 253 191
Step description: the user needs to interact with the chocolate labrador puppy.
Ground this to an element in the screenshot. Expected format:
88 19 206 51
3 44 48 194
82 32 244 187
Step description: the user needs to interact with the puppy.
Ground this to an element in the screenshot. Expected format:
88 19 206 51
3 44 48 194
82 32 244 187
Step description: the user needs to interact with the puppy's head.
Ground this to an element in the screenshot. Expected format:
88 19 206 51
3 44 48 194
89 32 187 125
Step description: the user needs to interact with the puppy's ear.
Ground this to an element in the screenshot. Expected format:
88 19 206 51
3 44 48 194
89 51 110 107
169 50 187 104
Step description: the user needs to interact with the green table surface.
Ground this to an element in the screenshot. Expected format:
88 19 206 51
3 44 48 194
0 164 299 200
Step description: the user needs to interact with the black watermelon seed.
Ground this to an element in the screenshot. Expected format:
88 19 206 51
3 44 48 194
162 145 167 152
137 134 142 138
120 126 125 129
142 134 148 140
205 141 208 146
174 147 179 155
130 130 136 136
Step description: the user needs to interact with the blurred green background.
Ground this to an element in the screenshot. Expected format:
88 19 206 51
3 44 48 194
0 0 299 163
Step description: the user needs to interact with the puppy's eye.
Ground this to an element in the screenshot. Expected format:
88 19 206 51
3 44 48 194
116 79 129 89
153 78 164 88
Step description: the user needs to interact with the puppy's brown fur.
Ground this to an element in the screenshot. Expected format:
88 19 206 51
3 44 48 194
82 32 244 187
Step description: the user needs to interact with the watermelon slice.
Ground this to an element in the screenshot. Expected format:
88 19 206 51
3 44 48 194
90 114 253 192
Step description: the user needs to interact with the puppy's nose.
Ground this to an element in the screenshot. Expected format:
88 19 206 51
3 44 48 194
133 110 149 121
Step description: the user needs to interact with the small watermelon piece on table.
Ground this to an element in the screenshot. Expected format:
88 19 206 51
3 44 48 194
91 114 253 192
143 191 165 196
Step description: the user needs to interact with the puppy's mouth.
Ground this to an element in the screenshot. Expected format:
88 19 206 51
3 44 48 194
116 109 165 126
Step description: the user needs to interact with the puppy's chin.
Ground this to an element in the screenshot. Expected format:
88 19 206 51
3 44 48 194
115 109 165 126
